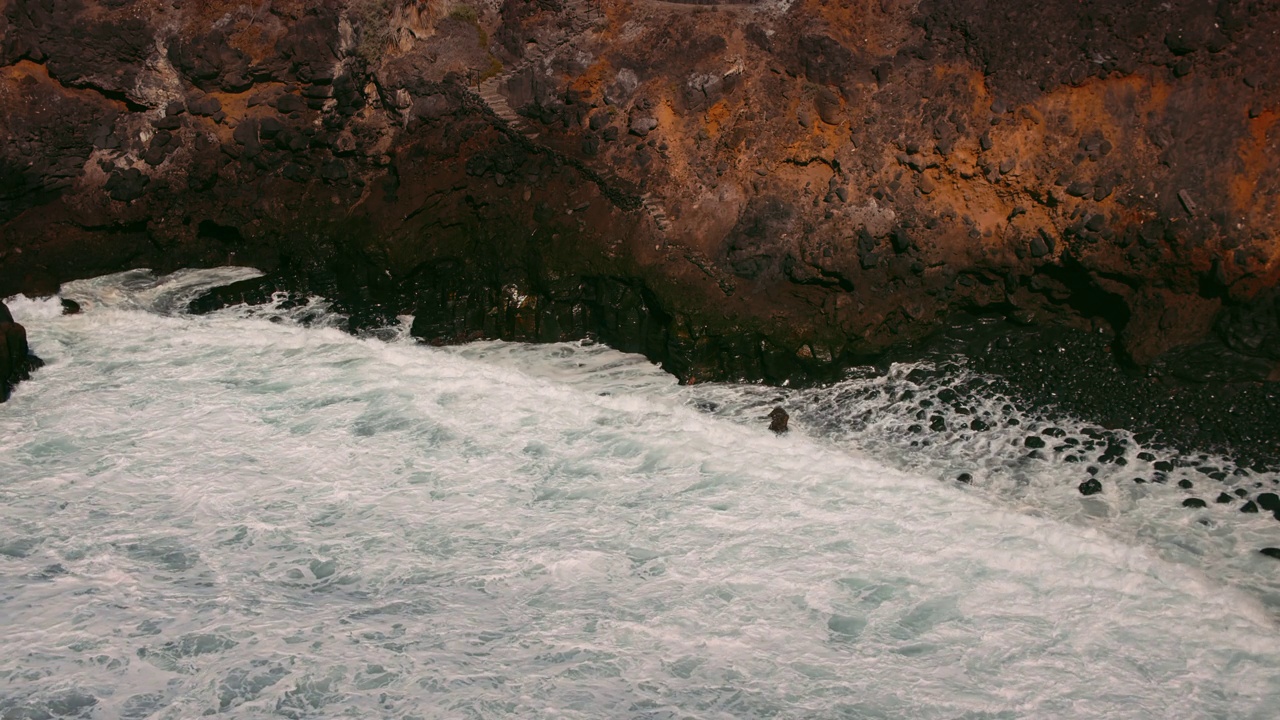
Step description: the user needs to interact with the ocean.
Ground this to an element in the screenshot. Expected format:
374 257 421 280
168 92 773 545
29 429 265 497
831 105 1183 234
2 268 1277 719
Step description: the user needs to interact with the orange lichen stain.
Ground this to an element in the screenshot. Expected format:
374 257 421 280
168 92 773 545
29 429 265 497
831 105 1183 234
0 60 129 111
0 59 52 84
705 99 731 137
227 22 287 66
570 57 613 97
1227 109 1279 216
1030 74 1172 147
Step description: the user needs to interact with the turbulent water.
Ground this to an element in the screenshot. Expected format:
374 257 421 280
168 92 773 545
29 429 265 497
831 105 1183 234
2 269 1279 719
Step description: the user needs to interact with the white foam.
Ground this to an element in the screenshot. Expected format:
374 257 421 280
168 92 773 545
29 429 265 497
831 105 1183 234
0 268 1278 718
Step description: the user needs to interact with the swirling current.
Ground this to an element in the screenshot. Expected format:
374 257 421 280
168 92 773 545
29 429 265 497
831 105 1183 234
1 269 1278 719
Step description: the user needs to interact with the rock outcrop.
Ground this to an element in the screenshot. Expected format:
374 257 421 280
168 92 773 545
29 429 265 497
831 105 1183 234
0 301 42 401
1 0 1278 388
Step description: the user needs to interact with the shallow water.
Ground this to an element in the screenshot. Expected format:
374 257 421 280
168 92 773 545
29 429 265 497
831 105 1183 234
1 269 1278 719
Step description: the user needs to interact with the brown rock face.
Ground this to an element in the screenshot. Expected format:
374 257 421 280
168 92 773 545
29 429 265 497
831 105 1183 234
2 0 1279 384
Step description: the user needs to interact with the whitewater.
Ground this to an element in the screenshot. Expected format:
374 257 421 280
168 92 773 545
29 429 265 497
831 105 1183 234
1 268 1278 719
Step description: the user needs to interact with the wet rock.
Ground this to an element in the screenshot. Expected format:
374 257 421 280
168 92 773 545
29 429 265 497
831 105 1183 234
768 407 789 434
1261 548 1280 560
1078 478 1103 496
1177 479 1194 489
956 472 973 484
1182 498 1207 508
1241 500 1259 513
60 298 81 315
1257 492 1280 512
1216 492 1234 503
1024 435 1046 449
1 305 43 402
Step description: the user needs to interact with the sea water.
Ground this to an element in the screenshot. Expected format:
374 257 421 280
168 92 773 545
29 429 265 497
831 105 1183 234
1 269 1278 719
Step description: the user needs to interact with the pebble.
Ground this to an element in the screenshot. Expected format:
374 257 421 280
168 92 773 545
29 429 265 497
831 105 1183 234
1079 478 1103 496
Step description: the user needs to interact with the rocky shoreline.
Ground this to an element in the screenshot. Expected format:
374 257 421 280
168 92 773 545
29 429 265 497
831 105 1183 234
2 1 1278 463
891 314 1280 472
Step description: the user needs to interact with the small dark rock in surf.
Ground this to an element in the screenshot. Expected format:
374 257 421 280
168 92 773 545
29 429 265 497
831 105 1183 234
1240 501 1259 513
1257 492 1279 512
768 407 789 434
61 298 81 315
1182 498 1207 509
1079 478 1103 496
1260 548 1280 560
957 472 972 484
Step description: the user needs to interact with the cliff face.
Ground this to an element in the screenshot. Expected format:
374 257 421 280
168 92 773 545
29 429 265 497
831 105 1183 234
2 0 1279 385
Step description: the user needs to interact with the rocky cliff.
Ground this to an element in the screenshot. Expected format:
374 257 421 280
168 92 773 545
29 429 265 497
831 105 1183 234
2 0 1279 389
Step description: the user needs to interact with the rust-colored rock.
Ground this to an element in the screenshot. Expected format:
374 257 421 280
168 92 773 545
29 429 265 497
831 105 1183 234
0 0 1278 386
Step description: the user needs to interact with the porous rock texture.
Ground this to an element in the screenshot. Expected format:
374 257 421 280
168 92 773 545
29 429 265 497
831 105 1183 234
2 0 1279 390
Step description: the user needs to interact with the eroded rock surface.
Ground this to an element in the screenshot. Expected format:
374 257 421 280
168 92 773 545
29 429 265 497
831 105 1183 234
2 0 1278 392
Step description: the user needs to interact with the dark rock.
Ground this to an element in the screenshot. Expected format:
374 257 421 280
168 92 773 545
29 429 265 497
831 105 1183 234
1 307 42 402
104 168 149 202
1079 478 1103 496
1260 548 1280 560
1241 501 1259 513
1066 181 1092 197
1029 234 1050 259
1182 498 1207 508
768 407 789 434
1177 479 1194 489
60 298 81 315
956 472 973 484
1024 435 1046 449
1216 492 1234 503
1257 492 1280 511
275 94 306 113
188 96 222 116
